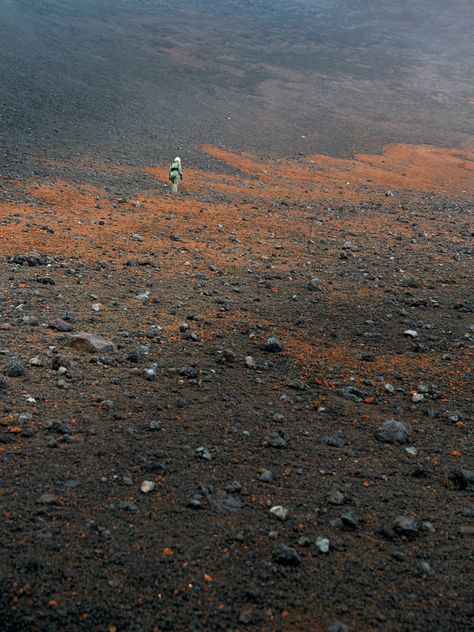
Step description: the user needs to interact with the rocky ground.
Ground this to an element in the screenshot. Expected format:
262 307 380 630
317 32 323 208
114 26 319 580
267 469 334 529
0 144 473 631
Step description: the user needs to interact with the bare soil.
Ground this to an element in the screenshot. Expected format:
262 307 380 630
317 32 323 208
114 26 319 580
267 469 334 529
1 1 473 631
1 144 473 631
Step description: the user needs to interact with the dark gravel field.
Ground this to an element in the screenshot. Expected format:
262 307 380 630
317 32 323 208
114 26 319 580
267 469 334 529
1 1 473 631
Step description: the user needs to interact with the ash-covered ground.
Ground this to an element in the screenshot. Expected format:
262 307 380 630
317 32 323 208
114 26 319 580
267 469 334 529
0 2 473 631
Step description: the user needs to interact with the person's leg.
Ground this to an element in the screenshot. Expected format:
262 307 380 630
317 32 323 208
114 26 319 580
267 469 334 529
171 175 179 192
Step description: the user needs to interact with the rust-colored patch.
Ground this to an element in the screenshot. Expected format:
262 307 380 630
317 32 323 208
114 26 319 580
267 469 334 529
199 142 474 198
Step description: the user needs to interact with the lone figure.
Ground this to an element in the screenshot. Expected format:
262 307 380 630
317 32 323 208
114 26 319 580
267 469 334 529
169 156 183 192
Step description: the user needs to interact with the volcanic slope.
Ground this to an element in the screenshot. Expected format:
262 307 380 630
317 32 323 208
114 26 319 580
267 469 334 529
0 144 473 631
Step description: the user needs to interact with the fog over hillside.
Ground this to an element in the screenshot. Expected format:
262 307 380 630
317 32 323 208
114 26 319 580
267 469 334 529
1 0 473 163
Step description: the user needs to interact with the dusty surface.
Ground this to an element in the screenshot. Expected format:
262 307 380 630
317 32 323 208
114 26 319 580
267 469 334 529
2 0 474 167
1 0 474 630
0 144 473 632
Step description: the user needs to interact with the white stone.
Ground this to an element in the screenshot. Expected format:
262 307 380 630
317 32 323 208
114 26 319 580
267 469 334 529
315 537 330 553
269 505 288 520
141 480 156 494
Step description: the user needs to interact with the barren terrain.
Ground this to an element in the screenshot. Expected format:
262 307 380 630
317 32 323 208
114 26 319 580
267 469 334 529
1 1 473 631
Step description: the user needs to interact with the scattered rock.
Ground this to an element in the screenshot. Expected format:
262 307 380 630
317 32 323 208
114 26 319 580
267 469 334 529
127 345 150 363
37 493 62 506
141 480 156 494
4 357 26 377
418 561 435 576
336 386 367 403
11 252 47 266
320 435 347 448
329 490 345 505
257 469 274 483
207 491 242 515
22 315 39 326
341 511 359 530
245 355 256 369
68 333 117 354
119 501 139 512
144 363 158 380
262 337 283 353
376 420 408 444
50 318 74 332
136 291 150 302
269 505 288 520
51 354 74 370
264 429 288 448
273 545 301 566
196 446 212 461
238 608 253 625
393 516 419 538
308 277 322 291
315 537 330 553
286 378 308 390
449 469 474 491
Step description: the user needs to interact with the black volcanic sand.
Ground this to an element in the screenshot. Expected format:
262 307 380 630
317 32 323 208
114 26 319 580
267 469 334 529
1 1 474 631
1 0 474 172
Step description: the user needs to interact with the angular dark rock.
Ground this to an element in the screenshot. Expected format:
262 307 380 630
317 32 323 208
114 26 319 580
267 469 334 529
207 491 242 515
264 429 288 448
4 357 26 377
393 516 419 538
50 318 74 332
320 435 347 448
449 469 474 491
262 337 283 352
273 545 301 566
11 252 47 266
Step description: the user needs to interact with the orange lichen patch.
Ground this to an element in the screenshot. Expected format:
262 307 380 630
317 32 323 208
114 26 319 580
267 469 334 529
149 160 370 203
2 140 472 288
201 143 474 197
27 179 110 209
1 177 304 271
145 166 246 195
353 144 474 195
283 332 471 389
200 145 269 175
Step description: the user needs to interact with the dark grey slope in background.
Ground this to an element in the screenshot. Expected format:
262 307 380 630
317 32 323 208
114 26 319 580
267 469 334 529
1 0 473 165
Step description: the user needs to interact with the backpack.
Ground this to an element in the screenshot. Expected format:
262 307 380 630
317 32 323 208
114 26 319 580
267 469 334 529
169 162 180 180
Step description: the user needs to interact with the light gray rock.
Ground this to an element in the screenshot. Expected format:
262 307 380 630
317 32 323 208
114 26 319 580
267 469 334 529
315 537 330 553
376 420 408 444
68 333 117 354
393 515 418 537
